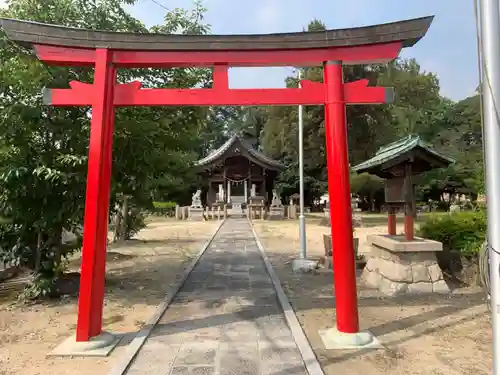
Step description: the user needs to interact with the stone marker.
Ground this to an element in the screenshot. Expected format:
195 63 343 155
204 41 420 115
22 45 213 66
268 190 284 220
188 189 204 221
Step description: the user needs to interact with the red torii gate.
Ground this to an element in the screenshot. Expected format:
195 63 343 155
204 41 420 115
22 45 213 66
0 16 433 343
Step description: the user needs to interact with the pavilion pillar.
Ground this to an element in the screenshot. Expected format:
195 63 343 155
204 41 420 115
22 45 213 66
227 180 231 202
388 206 397 235
323 60 360 334
76 49 116 342
404 165 414 240
244 180 248 202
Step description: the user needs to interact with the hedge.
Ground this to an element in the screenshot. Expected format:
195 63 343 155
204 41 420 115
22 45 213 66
151 201 177 217
418 210 486 256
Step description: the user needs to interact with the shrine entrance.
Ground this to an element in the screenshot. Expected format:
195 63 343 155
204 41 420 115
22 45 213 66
0 16 433 344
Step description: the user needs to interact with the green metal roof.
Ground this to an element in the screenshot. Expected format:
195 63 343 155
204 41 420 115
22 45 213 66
352 135 454 175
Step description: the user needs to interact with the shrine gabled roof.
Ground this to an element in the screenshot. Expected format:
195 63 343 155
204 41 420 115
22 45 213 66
196 135 283 171
0 16 433 52
352 135 454 177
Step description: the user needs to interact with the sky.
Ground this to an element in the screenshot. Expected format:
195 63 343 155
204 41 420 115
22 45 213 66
0 0 479 101
126 0 480 101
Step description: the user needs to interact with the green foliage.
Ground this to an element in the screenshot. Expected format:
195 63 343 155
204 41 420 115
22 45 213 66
274 158 327 205
151 201 177 217
153 201 177 209
0 0 215 299
418 211 486 256
125 208 147 239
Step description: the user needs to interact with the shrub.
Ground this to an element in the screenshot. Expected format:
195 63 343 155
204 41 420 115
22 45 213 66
153 201 177 209
125 208 147 239
151 201 177 217
418 210 486 256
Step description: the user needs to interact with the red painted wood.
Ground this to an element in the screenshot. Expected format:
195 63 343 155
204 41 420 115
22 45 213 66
37 35 401 342
45 79 392 107
76 49 116 342
323 61 360 334
388 213 397 235
404 214 414 240
344 79 391 104
213 65 229 89
34 42 402 67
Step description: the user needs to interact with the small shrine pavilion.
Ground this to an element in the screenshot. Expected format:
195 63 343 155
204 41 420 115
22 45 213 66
353 135 454 296
195 135 284 206
353 134 454 239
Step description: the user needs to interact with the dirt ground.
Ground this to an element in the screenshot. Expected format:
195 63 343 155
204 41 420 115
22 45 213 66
0 218 220 375
253 219 491 375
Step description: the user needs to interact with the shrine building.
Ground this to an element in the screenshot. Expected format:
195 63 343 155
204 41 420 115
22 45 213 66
195 134 284 206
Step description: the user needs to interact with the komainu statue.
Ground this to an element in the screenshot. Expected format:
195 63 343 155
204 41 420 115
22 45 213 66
191 189 202 208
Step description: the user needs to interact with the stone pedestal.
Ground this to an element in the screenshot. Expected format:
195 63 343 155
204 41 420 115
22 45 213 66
321 207 331 227
268 206 284 220
322 234 360 270
361 234 449 295
188 207 204 221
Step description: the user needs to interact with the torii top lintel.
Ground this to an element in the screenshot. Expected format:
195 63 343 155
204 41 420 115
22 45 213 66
0 16 433 68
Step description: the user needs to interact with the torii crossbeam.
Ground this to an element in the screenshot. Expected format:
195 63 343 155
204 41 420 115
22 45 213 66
0 16 433 346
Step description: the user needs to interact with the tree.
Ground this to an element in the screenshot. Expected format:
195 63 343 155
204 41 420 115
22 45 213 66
0 0 214 297
418 94 483 201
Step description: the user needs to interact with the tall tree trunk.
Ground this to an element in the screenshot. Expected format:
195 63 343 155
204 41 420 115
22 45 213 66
34 231 43 273
113 202 122 242
121 195 129 240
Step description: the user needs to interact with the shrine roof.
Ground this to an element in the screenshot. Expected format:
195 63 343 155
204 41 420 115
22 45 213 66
352 135 454 177
0 16 433 52
196 134 283 171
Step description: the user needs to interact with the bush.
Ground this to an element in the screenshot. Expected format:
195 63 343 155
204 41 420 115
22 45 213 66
418 210 486 256
125 208 147 239
151 201 177 217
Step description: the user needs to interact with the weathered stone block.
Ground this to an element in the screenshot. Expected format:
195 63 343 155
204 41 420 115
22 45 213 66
432 279 450 293
188 207 204 221
378 276 408 296
376 258 413 283
268 206 284 220
361 269 382 288
412 264 431 283
428 263 444 282
407 282 433 294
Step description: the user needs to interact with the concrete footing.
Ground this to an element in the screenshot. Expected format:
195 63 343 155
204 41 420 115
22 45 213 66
318 328 382 350
292 258 318 273
49 331 121 357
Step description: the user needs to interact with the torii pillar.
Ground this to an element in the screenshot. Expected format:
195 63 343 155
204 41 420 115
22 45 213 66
319 61 384 348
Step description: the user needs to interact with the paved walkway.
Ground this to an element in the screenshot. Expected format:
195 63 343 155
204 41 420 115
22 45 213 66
124 218 309 375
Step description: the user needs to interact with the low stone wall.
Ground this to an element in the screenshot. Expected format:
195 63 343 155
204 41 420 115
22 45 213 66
204 206 227 220
175 205 227 220
361 235 449 295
